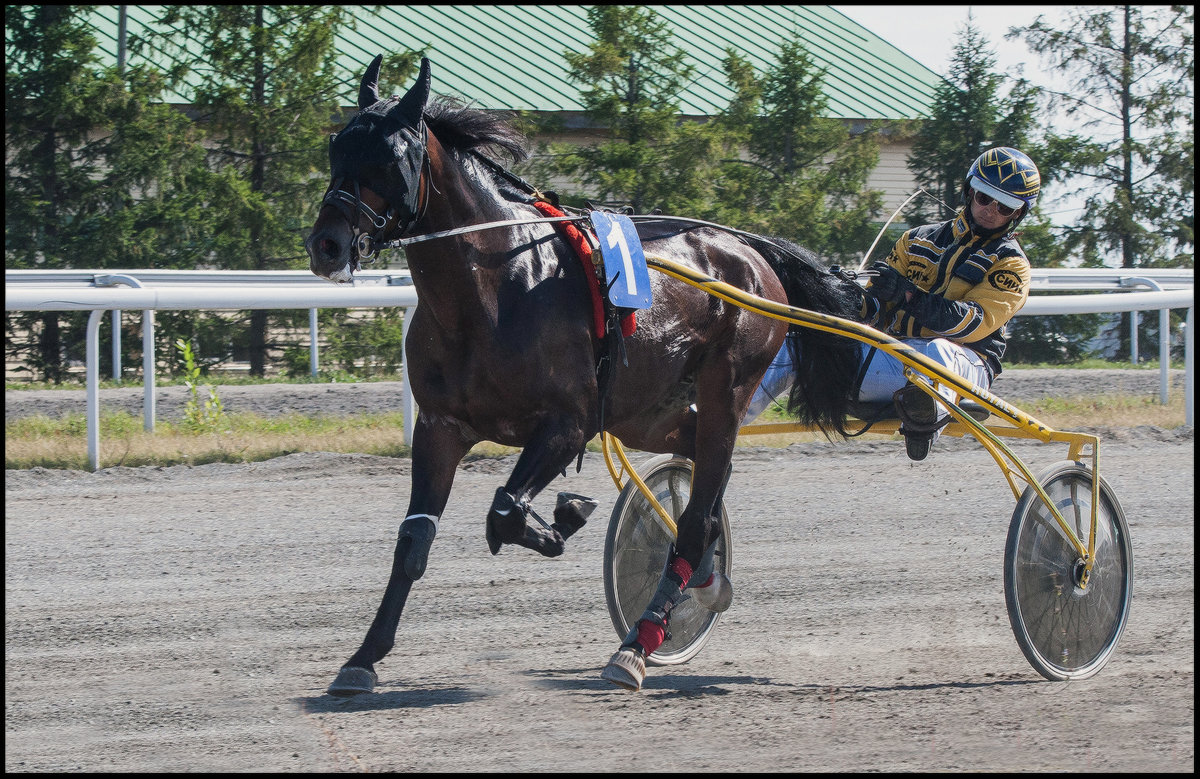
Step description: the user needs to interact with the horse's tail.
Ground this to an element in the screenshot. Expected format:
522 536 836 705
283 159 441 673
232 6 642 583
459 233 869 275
748 236 864 438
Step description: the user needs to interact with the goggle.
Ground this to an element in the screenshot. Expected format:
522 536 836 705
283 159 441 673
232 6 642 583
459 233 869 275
972 189 1018 217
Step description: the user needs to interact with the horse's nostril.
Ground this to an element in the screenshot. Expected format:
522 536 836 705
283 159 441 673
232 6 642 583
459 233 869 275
320 238 338 256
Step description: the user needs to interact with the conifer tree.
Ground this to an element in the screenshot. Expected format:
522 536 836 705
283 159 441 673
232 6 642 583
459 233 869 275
709 38 883 264
904 20 1041 229
1011 5 1194 270
138 5 352 375
534 6 705 215
5 5 204 381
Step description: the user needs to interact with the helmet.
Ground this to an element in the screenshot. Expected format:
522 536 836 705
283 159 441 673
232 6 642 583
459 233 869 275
962 146 1040 228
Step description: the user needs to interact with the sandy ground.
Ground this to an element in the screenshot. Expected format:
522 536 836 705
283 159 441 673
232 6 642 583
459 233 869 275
4 370 1194 772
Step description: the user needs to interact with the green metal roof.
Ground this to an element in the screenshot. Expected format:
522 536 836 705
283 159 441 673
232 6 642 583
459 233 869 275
86 5 942 121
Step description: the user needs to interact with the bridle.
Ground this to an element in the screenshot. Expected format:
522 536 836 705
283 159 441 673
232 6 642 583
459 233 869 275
320 177 397 263
320 123 432 265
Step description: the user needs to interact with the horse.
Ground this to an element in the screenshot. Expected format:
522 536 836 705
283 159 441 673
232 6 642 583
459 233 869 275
305 55 865 694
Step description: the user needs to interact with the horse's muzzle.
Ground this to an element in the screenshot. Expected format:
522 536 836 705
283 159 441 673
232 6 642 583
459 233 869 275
305 224 357 284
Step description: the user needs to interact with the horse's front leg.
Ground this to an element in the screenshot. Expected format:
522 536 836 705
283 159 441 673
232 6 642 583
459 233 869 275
328 414 474 696
485 414 597 557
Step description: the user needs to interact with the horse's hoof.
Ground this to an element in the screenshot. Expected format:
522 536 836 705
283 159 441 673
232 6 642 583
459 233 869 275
514 509 565 557
552 492 598 540
688 572 734 613
525 526 565 557
327 666 377 697
486 488 523 555
485 518 502 555
601 647 646 691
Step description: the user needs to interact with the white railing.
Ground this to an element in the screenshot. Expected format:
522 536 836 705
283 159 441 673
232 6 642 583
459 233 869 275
9 267 1191 377
5 270 1195 470
6 281 417 471
1023 268 1194 290
6 269 411 381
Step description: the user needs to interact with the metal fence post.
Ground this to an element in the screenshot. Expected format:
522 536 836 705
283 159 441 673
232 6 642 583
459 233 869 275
1122 277 1170 402
95 274 156 430
309 307 319 377
143 309 156 431
86 309 104 471
112 309 122 382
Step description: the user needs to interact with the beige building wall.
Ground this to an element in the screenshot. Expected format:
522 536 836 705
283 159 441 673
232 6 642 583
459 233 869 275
870 138 919 217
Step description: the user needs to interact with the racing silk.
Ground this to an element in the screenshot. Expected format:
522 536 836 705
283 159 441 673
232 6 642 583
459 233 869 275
860 209 1031 379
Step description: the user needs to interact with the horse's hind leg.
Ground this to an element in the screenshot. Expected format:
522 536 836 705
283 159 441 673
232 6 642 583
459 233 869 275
328 415 474 696
604 366 745 691
485 416 595 557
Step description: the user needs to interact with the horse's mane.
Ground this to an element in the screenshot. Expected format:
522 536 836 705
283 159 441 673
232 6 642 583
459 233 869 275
424 96 529 166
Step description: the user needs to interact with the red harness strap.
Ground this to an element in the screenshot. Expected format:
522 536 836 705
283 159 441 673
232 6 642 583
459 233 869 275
531 200 636 338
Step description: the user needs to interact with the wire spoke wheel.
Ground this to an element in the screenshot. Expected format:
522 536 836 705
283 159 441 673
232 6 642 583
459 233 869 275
603 454 732 667
1004 461 1132 681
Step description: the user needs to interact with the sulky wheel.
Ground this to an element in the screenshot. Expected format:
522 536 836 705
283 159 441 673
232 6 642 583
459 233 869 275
1003 460 1133 681
603 454 732 667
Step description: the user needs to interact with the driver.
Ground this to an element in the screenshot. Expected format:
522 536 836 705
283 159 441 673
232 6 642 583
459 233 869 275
747 146 1038 460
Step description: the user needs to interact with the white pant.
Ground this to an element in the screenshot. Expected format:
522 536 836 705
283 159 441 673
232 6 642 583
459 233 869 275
743 337 991 424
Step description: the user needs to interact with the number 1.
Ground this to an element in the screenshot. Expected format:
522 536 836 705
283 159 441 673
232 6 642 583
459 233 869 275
605 222 638 296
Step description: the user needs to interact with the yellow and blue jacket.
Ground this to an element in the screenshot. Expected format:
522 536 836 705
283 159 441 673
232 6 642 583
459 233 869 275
861 209 1031 379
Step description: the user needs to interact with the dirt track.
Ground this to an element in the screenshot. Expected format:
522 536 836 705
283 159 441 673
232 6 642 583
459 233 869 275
4 395 1194 772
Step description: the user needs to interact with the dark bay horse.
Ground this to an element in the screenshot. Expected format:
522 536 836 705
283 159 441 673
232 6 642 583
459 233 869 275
306 56 864 694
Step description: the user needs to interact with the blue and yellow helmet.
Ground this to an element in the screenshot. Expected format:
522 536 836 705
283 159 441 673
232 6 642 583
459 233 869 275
964 146 1041 216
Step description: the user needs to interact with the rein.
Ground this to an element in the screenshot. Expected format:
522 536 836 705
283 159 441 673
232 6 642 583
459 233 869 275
384 214 590 248
380 211 881 284
340 141 884 288
374 148 593 250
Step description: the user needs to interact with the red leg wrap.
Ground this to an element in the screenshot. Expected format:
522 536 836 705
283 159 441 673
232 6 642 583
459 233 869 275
671 556 693 583
633 556 696 655
636 620 666 654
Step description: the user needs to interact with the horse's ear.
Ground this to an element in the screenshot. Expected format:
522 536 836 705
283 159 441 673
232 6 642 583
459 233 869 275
358 54 383 110
390 57 431 126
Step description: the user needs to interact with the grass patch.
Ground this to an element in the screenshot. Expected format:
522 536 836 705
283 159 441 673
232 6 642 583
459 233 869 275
5 371 406 393
6 391 1187 471
6 363 1190 470
5 411 415 470
1006 359 1184 371
734 391 1187 448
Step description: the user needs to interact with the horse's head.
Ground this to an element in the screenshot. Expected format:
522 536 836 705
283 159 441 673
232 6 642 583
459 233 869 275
307 55 432 283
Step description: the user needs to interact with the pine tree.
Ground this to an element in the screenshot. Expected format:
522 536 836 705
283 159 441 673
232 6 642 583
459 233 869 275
5 5 205 382
534 6 705 215
904 19 1043 228
709 38 883 264
137 5 352 376
1011 5 1194 270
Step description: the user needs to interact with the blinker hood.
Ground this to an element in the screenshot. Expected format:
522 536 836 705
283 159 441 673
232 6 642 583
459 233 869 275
328 56 433 231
